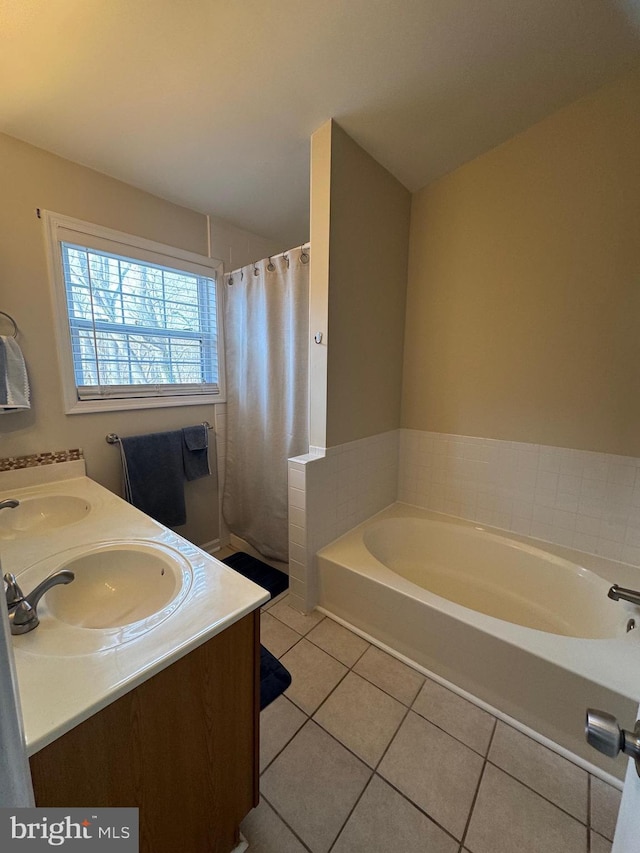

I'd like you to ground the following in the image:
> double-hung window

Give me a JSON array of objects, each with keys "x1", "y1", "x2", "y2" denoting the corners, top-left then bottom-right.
[{"x1": 44, "y1": 211, "x2": 224, "y2": 413}]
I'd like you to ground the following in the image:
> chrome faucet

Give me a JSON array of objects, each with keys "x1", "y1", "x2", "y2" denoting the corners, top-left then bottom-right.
[
  {"x1": 0, "y1": 499, "x2": 19, "y2": 510},
  {"x1": 4, "y1": 570, "x2": 75, "y2": 635},
  {"x1": 608, "y1": 584, "x2": 640, "y2": 607}
]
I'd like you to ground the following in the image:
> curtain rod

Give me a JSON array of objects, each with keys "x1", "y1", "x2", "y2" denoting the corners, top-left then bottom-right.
[{"x1": 226, "y1": 242, "x2": 310, "y2": 279}]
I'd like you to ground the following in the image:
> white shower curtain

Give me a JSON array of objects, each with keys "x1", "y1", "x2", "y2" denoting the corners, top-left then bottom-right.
[{"x1": 222, "y1": 246, "x2": 310, "y2": 561}]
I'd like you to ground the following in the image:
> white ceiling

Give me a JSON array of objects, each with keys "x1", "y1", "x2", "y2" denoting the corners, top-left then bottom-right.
[{"x1": 1, "y1": 1, "x2": 639, "y2": 249}]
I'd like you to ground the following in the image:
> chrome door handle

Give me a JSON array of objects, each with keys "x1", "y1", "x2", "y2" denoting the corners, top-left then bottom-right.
[{"x1": 586, "y1": 708, "x2": 640, "y2": 777}]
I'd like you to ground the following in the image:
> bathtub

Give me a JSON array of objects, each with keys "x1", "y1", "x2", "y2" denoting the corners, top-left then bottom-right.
[{"x1": 317, "y1": 503, "x2": 640, "y2": 778}]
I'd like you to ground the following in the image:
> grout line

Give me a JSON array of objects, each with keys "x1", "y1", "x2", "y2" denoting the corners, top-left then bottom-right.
[
  {"x1": 587, "y1": 774, "x2": 592, "y2": 852},
  {"x1": 408, "y1": 696, "x2": 495, "y2": 759},
  {"x1": 326, "y1": 774, "x2": 375, "y2": 853},
  {"x1": 303, "y1": 630, "x2": 372, "y2": 670},
  {"x1": 459, "y1": 717, "x2": 497, "y2": 849},
  {"x1": 258, "y1": 697, "x2": 306, "y2": 776},
  {"x1": 484, "y1": 756, "x2": 589, "y2": 827},
  {"x1": 371, "y1": 771, "x2": 463, "y2": 847},
  {"x1": 258, "y1": 791, "x2": 314, "y2": 853}
]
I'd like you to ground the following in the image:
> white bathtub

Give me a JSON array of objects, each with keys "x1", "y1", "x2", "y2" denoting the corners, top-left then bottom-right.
[{"x1": 317, "y1": 503, "x2": 640, "y2": 778}]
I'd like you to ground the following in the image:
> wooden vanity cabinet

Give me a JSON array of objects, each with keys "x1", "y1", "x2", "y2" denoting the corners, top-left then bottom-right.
[{"x1": 29, "y1": 610, "x2": 260, "y2": 853}]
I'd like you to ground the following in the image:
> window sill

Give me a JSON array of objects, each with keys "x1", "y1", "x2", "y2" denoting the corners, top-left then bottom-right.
[{"x1": 64, "y1": 393, "x2": 225, "y2": 415}]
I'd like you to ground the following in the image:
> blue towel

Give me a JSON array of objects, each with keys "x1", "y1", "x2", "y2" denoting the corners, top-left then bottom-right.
[
  {"x1": 182, "y1": 424, "x2": 211, "y2": 481},
  {"x1": 120, "y1": 431, "x2": 186, "y2": 527}
]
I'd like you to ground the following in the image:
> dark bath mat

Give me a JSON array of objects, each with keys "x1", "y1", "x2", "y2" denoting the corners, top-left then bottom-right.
[
  {"x1": 221, "y1": 551, "x2": 291, "y2": 709},
  {"x1": 259, "y1": 645, "x2": 292, "y2": 710},
  {"x1": 221, "y1": 551, "x2": 289, "y2": 600}
]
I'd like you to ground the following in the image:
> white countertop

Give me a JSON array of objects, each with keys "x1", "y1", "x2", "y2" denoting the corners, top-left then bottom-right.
[{"x1": 0, "y1": 462, "x2": 269, "y2": 755}]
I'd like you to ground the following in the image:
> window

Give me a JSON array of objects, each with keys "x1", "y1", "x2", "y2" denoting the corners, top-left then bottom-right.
[{"x1": 44, "y1": 211, "x2": 224, "y2": 413}]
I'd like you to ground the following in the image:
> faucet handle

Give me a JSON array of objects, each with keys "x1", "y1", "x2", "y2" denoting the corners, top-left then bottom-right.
[
  {"x1": 4, "y1": 573, "x2": 25, "y2": 609},
  {"x1": 9, "y1": 599, "x2": 38, "y2": 634}
]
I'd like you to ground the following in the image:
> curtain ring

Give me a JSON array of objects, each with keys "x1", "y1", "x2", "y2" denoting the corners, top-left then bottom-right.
[
  {"x1": 228, "y1": 275, "x2": 234, "y2": 286},
  {"x1": 300, "y1": 245, "x2": 309, "y2": 265},
  {"x1": 267, "y1": 257, "x2": 275, "y2": 272},
  {"x1": 283, "y1": 252, "x2": 289, "y2": 268},
  {"x1": 254, "y1": 263, "x2": 260, "y2": 276},
  {"x1": 241, "y1": 270, "x2": 244, "y2": 281},
  {"x1": 0, "y1": 311, "x2": 18, "y2": 338}
]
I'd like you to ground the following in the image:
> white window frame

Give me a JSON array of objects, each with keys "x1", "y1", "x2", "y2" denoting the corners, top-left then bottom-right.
[{"x1": 43, "y1": 211, "x2": 225, "y2": 414}]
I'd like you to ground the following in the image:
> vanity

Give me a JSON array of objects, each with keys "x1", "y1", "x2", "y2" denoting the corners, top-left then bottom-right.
[{"x1": 0, "y1": 460, "x2": 269, "y2": 853}]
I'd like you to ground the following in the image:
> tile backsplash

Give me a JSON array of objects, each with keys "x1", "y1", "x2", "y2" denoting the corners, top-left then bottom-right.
[
  {"x1": 0, "y1": 448, "x2": 83, "y2": 472},
  {"x1": 398, "y1": 430, "x2": 640, "y2": 566}
]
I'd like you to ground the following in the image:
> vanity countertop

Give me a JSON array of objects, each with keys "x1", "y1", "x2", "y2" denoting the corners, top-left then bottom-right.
[{"x1": 0, "y1": 461, "x2": 269, "y2": 755}]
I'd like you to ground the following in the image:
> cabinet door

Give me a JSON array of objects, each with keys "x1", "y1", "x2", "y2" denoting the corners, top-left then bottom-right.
[{"x1": 30, "y1": 611, "x2": 260, "y2": 853}]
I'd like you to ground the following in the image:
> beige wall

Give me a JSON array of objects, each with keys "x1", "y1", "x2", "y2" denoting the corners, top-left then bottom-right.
[
  {"x1": 0, "y1": 133, "x2": 219, "y2": 545},
  {"x1": 318, "y1": 121, "x2": 410, "y2": 447},
  {"x1": 402, "y1": 67, "x2": 640, "y2": 456}
]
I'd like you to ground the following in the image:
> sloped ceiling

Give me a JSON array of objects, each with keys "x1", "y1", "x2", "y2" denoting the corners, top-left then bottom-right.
[{"x1": 1, "y1": 0, "x2": 639, "y2": 248}]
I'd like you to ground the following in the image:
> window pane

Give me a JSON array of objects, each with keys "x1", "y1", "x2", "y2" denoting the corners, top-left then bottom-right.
[{"x1": 61, "y1": 242, "x2": 218, "y2": 395}]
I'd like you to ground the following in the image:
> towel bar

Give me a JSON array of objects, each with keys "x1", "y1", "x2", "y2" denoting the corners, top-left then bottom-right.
[
  {"x1": 106, "y1": 422, "x2": 214, "y2": 445},
  {"x1": 0, "y1": 311, "x2": 18, "y2": 339}
]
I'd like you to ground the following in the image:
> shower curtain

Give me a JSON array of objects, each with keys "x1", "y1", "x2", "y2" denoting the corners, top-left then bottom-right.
[{"x1": 222, "y1": 245, "x2": 310, "y2": 561}]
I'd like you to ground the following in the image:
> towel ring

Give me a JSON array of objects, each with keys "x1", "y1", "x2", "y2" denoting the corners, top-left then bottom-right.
[{"x1": 0, "y1": 311, "x2": 18, "y2": 338}]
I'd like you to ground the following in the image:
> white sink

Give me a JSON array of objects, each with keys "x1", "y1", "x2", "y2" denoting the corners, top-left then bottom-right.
[
  {"x1": 46, "y1": 542, "x2": 191, "y2": 629},
  {"x1": 0, "y1": 495, "x2": 91, "y2": 540},
  {"x1": 14, "y1": 540, "x2": 193, "y2": 654}
]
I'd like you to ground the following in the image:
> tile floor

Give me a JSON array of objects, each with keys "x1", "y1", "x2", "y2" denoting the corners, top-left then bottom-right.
[{"x1": 240, "y1": 593, "x2": 623, "y2": 853}]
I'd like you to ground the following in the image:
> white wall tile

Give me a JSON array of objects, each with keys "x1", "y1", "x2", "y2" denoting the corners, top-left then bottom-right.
[{"x1": 398, "y1": 428, "x2": 640, "y2": 568}]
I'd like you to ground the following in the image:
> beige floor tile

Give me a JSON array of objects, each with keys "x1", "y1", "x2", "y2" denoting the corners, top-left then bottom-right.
[
  {"x1": 353, "y1": 645, "x2": 424, "y2": 706},
  {"x1": 260, "y1": 695, "x2": 307, "y2": 773},
  {"x1": 261, "y1": 721, "x2": 371, "y2": 853},
  {"x1": 590, "y1": 777, "x2": 622, "y2": 841},
  {"x1": 269, "y1": 595, "x2": 325, "y2": 634},
  {"x1": 306, "y1": 618, "x2": 369, "y2": 667},
  {"x1": 465, "y1": 764, "x2": 587, "y2": 853},
  {"x1": 378, "y1": 710, "x2": 484, "y2": 839},
  {"x1": 412, "y1": 678, "x2": 495, "y2": 756},
  {"x1": 240, "y1": 796, "x2": 309, "y2": 853},
  {"x1": 313, "y1": 672, "x2": 406, "y2": 767},
  {"x1": 590, "y1": 830, "x2": 612, "y2": 853},
  {"x1": 261, "y1": 611, "x2": 302, "y2": 658},
  {"x1": 332, "y1": 774, "x2": 458, "y2": 853},
  {"x1": 213, "y1": 546, "x2": 237, "y2": 560},
  {"x1": 488, "y1": 721, "x2": 587, "y2": 822},
  {"x1": 280, "y1": 639, "x2": 347, "y2": 714}
]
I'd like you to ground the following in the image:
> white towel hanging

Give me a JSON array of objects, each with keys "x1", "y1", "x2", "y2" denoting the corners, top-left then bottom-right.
[{"x1": 0, "y1": 336, "x2": 30, "y2": 412}]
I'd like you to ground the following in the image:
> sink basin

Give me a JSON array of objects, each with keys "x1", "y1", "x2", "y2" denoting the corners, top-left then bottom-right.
[
  {"x1": 0, "y1": 495, "x2": 91, "y2": 540},
  {"x1": 45, "y1": 542, "x2": 192, "y2": 630}
]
